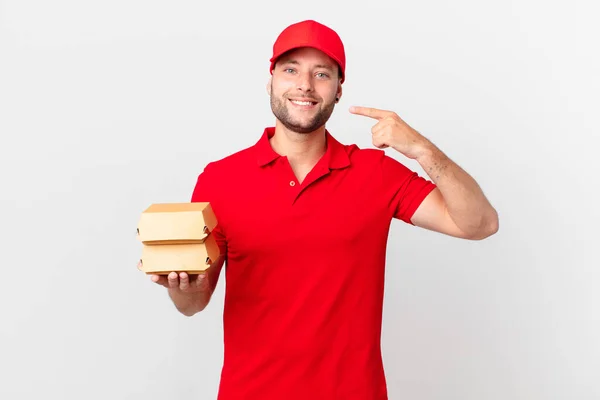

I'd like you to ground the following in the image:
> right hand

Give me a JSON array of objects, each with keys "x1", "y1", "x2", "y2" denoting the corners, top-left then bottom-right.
[{"x1": 137, "y1": 261, "x2": 210, "y2": 294}]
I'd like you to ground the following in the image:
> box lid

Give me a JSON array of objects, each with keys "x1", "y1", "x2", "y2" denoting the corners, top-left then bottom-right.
[
  {"x1": 137, "y1": 202, "x2": 218, "y2": 244},
  {"x1": 139, "y1": 234, "x2": 221, "y2": 274}
]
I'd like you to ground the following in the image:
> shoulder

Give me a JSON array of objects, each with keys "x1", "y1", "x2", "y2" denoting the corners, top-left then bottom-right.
[
  {"x1": 340, "y1": 141, "x2": 425, "y2": 192},
  {"x1": 199, "y1": 144, "x2": 256, "y2": 178},
  {"x1": 343, "y1": 142, "x2": 408, "y2": 171},
  {"x1": 349, "y1": 146, "x2": 385, "y2": 162},
  {"x1": 190, "y1": 141, "x2": 257, "y2": 200}
]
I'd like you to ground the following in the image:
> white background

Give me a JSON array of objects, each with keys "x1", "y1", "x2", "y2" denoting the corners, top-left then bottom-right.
[{"x1": 0, "y1": 0, "x2": 598, "y2": 399}]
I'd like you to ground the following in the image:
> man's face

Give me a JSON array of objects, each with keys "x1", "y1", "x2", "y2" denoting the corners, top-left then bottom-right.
[{"x1": 269, "y1": 47, "x2": 342, "y2": 134}]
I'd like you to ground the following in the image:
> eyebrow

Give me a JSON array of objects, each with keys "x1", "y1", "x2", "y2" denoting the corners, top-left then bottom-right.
[{"x1": 279, "y1": 59, "x2": 334, "y2": 71}]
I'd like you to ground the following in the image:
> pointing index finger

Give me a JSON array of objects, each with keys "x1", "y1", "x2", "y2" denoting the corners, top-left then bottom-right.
[{"x1": 349, "y1": 106, "x2": 392, "y2": 120}]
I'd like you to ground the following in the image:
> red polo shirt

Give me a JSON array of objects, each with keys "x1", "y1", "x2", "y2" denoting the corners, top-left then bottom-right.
[{"x1": 191, "y1": 127, "x2": 436, "y2": 400}]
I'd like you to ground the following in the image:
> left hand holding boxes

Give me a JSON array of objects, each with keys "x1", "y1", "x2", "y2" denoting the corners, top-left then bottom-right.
[{"x1": 136, "y1": 202, "x2": 220, "y2": 275}]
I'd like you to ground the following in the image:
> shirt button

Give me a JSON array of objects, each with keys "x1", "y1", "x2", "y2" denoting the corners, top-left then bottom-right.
[{"x1": 289, "y1": 181, "x2": 296, "y2": 186}]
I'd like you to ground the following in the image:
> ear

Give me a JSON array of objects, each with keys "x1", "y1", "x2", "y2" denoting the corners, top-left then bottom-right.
[
  {"x1": 335, "y1": 83, "x2": 343, "y2": 103},
  {"x1": 266, "y1": 77, "x2": 272, "y2": 96}
]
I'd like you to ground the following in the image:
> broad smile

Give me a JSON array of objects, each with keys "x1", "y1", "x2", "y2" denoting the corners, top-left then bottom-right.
[{"x1": 288, "y1": 98, "x2": 318, "y2": 109}]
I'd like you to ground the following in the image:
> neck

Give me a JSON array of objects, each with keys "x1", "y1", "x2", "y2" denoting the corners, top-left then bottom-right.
[{"x1": 270, "y1": 120, "x2": 327, "y2": 167}]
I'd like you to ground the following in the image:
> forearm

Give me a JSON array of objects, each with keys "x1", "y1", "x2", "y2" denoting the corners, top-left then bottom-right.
[{"x1": 417, "y1": 141, "x2": 498, "y2": 237}]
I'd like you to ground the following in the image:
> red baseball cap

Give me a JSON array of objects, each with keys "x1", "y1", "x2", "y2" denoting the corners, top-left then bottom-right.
[{"x1": 269, "y1": 20, "x2": 346, "y2": 83}]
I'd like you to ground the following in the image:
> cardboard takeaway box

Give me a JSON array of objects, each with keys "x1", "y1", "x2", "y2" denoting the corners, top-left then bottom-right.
[{"x1": 137, "y1": 202, "x2": 220, "y2": 275}]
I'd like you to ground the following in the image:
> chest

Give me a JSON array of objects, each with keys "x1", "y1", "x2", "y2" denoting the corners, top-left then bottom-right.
[{"x1": 217, "y1": 167, "x2": 391, "y2": 262}]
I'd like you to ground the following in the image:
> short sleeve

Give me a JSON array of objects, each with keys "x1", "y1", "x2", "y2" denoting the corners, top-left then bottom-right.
[
  {"x1": 191, "y1": 163, "x2": 228, "y2": 261},
  {"x1": 381, "y1": 154, "x2": 437, "y2": 225}
]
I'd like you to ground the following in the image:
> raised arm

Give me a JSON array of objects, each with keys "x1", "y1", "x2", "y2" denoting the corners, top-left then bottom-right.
[
  {"x1": 350, "y1": 105, "x2": 498, "y2": 240},
  {"x1": 409, "y1": 148, "x2": 498, "y2": 240}
]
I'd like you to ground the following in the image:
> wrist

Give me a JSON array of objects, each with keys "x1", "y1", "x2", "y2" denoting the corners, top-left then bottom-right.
[{"x1": 414, "y1": 140, "x2": 436, "y2": 163}]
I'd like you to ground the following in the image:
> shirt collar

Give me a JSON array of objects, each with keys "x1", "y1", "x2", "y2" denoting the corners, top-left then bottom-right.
[{"x1": 254, "y1": 127, "x2": 350, "y2": 169}]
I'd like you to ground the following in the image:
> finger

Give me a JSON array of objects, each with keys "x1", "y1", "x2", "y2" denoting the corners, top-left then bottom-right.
[
  {"x1": 167, "y1": 271, "x2": 179, "y2": 288},
  {"x1": 371, "y1": 119, "x2": 394, "y2": 135},
  {"x1": 372, "y1": 122, "x2": 393, "y2": 147},
  {"x1": 372, "y1": 134, "x2": 389, "y2": 149},
  {"x1": 150, "y1": 274, "x2": 169, "y2": 288},
  {"x1": 349, "y1": 106, "x2": 393, "y2": 120},
  {"x1": 179, "y1": 272, "x2": 190, "y2": 290},
  {"x1": 195, "y1": 273, "x2": 207, "y2": 288},
  {"x1": 371, "y1": 125, "x2": 391, "y2": 148}
]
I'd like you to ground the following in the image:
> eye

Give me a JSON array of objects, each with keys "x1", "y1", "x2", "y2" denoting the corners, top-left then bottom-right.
[
  {"x1": 316, "y1": 72, "x2": 330, "y2": 79},
  {"x1": 284, "y1": 68, "x2": 296, "y2": 73}
]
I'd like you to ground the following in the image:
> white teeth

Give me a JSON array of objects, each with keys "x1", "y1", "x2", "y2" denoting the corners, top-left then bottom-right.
[{"x1": 291, "y1": 100, "x2": 313, "y2": 106}]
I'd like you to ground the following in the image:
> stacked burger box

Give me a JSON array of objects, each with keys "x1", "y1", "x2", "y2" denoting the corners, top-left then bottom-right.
[{"x1": 137, "y1": 202, "x2": 220, "y2": 275}]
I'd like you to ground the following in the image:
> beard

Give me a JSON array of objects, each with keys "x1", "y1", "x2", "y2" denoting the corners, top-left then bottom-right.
[{"x1": 270, "y1": 86, "x2": 336, "y2": 134}]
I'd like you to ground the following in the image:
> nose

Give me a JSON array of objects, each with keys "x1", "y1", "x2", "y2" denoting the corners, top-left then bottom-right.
[{"x1": 296, "y1": 72, "x2": 314, "y2": 92}]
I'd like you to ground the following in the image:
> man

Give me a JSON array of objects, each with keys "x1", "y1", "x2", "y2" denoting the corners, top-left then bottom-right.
[{"x1": 146, "y1": 20, "x2": 498, "y2": 400}]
